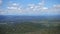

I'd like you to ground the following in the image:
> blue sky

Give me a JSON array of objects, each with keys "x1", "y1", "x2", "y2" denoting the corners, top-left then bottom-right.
[
  {"x1": 0, "y1": 0, "x2": 60, "y2": 15},
  {"x1": 1, "y1": 0, "x2": 60, "y2": 7}
]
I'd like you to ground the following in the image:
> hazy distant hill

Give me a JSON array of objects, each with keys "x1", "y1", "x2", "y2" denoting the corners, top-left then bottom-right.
[{"x1": 0, "y1": 15, "x2": 60, "y2": 23}]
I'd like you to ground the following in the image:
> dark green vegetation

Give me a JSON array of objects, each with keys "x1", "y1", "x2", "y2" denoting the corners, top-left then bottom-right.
[
  {"x1": 0, "y1": 21, "x2": 60, "y2": 34},
  {"x1": 0, "y1": 15, "x2": 60, "y2": 34}
]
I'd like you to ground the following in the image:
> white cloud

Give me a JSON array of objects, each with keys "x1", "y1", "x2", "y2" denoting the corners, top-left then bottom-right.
[
  {"x1": 12, "y1": 3, "x2": 18, "y2": 6},
  {"x1": 23, "y1": 3, "x2": 49, "y2": 15},
  {"x1": 45, "y1": 4, "x2": 60, "y2": 15},
  {"x1": 7, "y1": 7, "x2": 18, "y2": 9},
  {"x1": 53, "y1": 4, "x2": 60, "y2": 7},
  {"x1": 42, "y1": 7, "x2": 48, "y2": 9},
  {"x1": 0, "y1": 1, "x2": 60, "y2": 15},
  {"x1": 0, "y1": 0, "x2": 2, "y2": 5},
  {"x1": 1, "y1": 3, "x2": 23, "y2": 15}
]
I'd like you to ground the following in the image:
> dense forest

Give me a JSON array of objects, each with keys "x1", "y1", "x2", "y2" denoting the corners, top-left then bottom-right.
[
  {"x1": 0, "y1": 21, "x2": 60, "y2": 34},
  {"x1": 0, "y1": 15, "x2": 60, "y2": 34}
]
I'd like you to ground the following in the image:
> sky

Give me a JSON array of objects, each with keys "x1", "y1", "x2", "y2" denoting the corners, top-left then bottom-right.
[{"x1": 0, "y1": 0, "x2": 60, "y2": 16}]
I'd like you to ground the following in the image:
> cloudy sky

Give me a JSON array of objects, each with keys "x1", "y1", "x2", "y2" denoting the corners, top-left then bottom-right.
[{"x1": 0, "y1": 0, "x2": 60, "y2": 16}]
